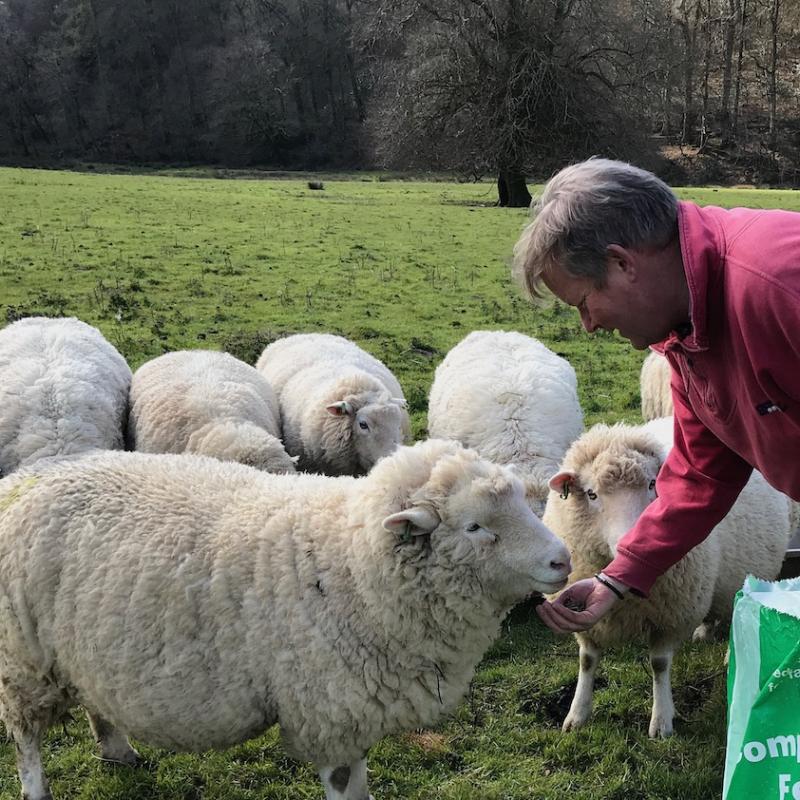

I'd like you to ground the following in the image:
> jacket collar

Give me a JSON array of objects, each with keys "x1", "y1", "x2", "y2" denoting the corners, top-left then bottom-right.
[{"x1": 655, "y1": 201, "x2": 724, "y2": 354}]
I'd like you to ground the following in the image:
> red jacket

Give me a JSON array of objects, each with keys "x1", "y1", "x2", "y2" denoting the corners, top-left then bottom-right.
[{"x1": 604, "y1": 200, "x2": 800, "y2": 596}]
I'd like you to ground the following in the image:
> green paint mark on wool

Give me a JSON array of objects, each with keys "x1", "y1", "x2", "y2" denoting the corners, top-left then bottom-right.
[{"x1": 0, "y1": 476, "x2": 39, "y2": 512}]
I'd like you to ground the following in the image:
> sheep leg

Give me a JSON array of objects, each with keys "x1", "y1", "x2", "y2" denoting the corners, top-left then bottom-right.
[
  {"x1": 319, "y1": 756, "x2": 374, "y2": 800},
  {"x1": 562, "y1": 635, "x2": 602, "y2": 732},
  {"x1": 691, "y1": 621, "x2": 712, "y2": 642},
  {"x1": 648, "y1": 635, "x2": 677, "y2": 739},
  {"x1": 12, "y1": 727, "x2": 52, "y2": 800},
  {"x1": 85, "y1": 710, "x2": 141, "y2": 766}
]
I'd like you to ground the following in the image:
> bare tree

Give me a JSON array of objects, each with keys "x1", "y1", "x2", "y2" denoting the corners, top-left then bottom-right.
[{"x1": 363, "y1": 0, "x2": 661, "y2": 206}]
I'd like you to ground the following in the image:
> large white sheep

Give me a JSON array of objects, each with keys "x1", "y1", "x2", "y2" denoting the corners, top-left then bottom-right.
[
  {"x1": 427, "y1": 330, "x2": 583, "y2": 515},
  {"x1": 542, "y1": 418, "x2": 793, "y2": 738},
  {"x1": 0, "y1": 439, "x2": 570, "y2": 800},
  {"x1": 256, "y1": 333, "x2": 411, "y2": 475},
  {"x1": 639, "y1": 350, "x2": 673, "y2": 421},
  {"x1": 0, "y1": 316, "x2": 131, "y2": 474},
  {"x1": 128, "y1": 349, "x2": 296, "y2": 473}
]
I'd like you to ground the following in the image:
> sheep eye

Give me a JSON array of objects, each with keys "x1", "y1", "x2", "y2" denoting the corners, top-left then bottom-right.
[
  {"x1": 466, "y1": 523, "x2": 481, "y2": 532},
  {"x1": 586, "y1": 489, "x2": 598, "y2": 500},
  {"x1": 358, "y1": 420, "x2": 369, "y2": 430},
  {"x1": 649, "y1": 479, "x2": 657, "y2": 492}
]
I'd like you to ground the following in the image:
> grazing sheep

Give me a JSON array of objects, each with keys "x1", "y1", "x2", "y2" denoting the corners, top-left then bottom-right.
[
  {"x1": 543, "y1": 419, "x2": 792, "y2": 738},
  {"x1": 640, "y1": 350, "x2": 673, "y2": 421},
  {"x1": 427, "y1": 330, "x2": 583, "y2": 515},
  {"x1": 0, "y1": 439, "x2": 571, "y2": 800},
  {"x1": 128, "y1": 349, "x2": 296, "y2": 473},
  {"x1": 257, "y1": 333, "x2": 411, "y2": 475},
  {"x1": 0, "y1": 316, "x2": 131, "y2": 474}
]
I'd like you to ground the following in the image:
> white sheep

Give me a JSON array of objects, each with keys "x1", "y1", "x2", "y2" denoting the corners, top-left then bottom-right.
[
  {"x1": 640, "y1": 350, "x2": 673, "y2": 421},
  {"x1": 542, "y1": 419, "x2": 792, "y2": 738},
  {"x1": 427, "y1": 330, "x2": 583, "y2": 515},
  {"x1": 0, "y1": 439, "x2": 571, "y2": 800},
  {"x1": 128, "y1": 349, "x2": 296, "y2": 473},
  {"x1": 256, "y1": 333, "x2": 411, "y2": 475},
  {"x1": 0, "y1": 316, "x2": 131, "y2": 474}
]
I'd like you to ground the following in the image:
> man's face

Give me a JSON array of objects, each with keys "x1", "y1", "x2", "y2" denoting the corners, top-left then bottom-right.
[{"x1": 540, "y1": 256, "x2": 671, "y2": 350}]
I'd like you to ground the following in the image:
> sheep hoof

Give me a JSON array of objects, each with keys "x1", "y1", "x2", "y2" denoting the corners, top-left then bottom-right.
[
  {"x1": 94, "y1": 747, "x2": 142, "y2": 767},
  {"x1": 648, "y1": 718, "x2": 674, "y2": 739},
  {"x1": 692, "y1": 622, "x2": 711, "y2": 642},
  {"x1": 561, "y1": 713, "x2": 588, "y2": 733}
]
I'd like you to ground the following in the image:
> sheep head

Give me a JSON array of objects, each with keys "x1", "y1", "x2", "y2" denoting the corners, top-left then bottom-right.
[
  {"x1": 375, "y1": 440, "x2": 571, "y2": 610},
  {"x1": 544, "y1": 424, "x2": 664, "y2": 559}
]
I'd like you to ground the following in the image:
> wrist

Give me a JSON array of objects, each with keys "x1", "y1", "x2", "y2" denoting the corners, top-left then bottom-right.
[{"x1": 595, "y1": 572, "x2": 629, "y2": 600}]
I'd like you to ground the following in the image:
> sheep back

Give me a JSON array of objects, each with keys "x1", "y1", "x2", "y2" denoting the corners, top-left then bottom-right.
[
  {"x1": 128, "y1": 350, "x2": 294, "y2": 473},
  {"x1": 0, "y1": 316, "x2": 131, "y2": 474},
  {"x1": 428, "y1": 330, "x2": 583, "y2": 499}
]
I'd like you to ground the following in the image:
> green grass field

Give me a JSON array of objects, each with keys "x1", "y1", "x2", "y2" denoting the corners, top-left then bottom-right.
[{"x1": 1, "y1": 167, "x2": 798, "y2": 799}]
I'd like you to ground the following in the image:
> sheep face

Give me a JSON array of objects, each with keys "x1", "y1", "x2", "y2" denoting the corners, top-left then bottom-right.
[
  {"x1": 548, "y1": 432, "x2": 662, "y2": 555},
  {"x1": 327, "y1": 395, "x2": 407, "y2": 471},
  {"x1": 383, "y1": 456, "x2": 571, "y2": 609}
]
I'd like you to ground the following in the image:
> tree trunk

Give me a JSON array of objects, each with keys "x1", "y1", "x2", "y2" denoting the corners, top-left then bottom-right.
[
  {"x1": 732, "y1": 0, "x2": 747, "y2": 140},
  {"x1": 497, "y1": 171, "x2": 531, "y2": 208},
  {"x1": 720, "y1": 0, "x2": 738, "y2": 144},
  {"x1": 767, "y1": 0, "x2": 781, "y2": 151}
]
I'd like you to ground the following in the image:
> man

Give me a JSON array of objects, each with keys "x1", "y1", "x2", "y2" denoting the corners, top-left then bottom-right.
[{"x1": 512, "y1": 157, "x2": 800, "y2": 634}]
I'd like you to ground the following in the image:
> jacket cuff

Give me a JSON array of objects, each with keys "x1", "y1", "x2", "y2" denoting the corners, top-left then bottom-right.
[{"x1": 603, "y1": 549, "x2": 663, "y2": 598}]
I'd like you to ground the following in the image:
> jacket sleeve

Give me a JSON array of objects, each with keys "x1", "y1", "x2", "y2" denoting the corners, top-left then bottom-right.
[{"x1": 603, "y1": 361, "x2": 753, "y2": 597}]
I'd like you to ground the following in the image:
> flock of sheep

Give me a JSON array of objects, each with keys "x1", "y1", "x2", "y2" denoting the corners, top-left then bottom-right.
[{"x1": 0, "y1": 316, "x2": 794, "y2": 800}]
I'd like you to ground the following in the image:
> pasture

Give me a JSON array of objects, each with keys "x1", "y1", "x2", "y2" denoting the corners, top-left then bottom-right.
[{"x1": 0, "y1": 166, "x2": 797, "y2": 799}]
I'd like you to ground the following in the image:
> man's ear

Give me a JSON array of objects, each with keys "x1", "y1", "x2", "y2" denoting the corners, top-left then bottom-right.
[
  {"x1": 549, "y1": 471, "x2": 578, "y2": 499},
  {"x1": 382, "y1": 506, "x2": 440, "y2": 538},
  {"x1": 606, "y1": 243, "x2": 637, "y2": 280}
]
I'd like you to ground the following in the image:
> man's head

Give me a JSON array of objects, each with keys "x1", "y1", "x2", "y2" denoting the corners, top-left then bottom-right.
[{"x1": 513, "y1": 158, "x2": 689, "y2": 349}]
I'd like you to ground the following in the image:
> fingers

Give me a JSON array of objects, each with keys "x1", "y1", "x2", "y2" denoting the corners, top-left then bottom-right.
[
  {"x1": 536, "y1": 579, "x2": 621, "y2": 634},
  {"x1": 536, "y1": 599, "x2": 596, "y2": 634}
]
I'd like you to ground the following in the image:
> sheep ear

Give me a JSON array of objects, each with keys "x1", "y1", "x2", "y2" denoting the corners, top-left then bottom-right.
[
  {"x1": 549, "y1": 471, "x2": 578, "y2": 498},
  {"x1": 382, "y1": 506, "x2": 440, "y2": 538},
  {"x1": 326, "y1": 401, "x2": 353, "y2": 417}
]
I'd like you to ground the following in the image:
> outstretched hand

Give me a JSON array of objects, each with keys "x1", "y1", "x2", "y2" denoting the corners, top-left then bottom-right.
[{"x1": 536, "y1": 577, "x2": 620, "y2": 634}]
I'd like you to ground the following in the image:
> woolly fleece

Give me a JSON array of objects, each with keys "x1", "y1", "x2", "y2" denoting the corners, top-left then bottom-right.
[
  {"x1": 0, "y1": 316, "x2": 131, "y2": 474},
  {"x1": 428, "y1": 330, "x2": 583, "y2": 513},
  {"x1": 0, "y1": 440, "x2": 570, "y2": 797},
  {"x1": 257, "y1": 333, "x2": 410, "y2": 475},
  {"x1": 128, "y1": 349, "x2": 295, "y2": 473}
]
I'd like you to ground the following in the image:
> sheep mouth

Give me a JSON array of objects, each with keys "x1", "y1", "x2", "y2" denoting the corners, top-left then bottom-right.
[{"x1": 533, "y1": 577, "x2": 569, "y2": 594}]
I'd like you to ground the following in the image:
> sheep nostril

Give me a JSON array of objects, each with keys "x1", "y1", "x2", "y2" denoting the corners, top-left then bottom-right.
[{"x1": 550, "y1": 558, "x2": 571, "y2": 573}]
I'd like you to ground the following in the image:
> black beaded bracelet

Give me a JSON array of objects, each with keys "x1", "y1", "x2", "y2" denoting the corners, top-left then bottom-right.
[{"x1": 594, "y1": 573, "x2": 625, "y2": 600}]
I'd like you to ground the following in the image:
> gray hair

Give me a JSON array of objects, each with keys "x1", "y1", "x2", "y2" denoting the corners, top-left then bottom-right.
[{"x1": 512, "y1": 158, "x2": 679, "y2": 299}]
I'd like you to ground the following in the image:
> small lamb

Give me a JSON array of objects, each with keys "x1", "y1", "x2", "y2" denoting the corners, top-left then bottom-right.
[
  {"x1": 428, "y1": 330, "x2": 583, "y2": 515},
  {"x1": 640, "y1": 350, "x2": 673, "y2": 421},
  {"x1": 0, "y1": 316, "x2": 131, "y2": 474},
  {"x1": 257, "y1": 333, "x2": 410, "y2": 475},
  {"x1": 543, "y1": 419, "x2": 792, "y2": 738},
  {"x1": 0, "y1": 439, "x2": 571, "y2": 800},
  {"x1": 128, "y1": 349, "x2": 296, "y2": 473}
]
